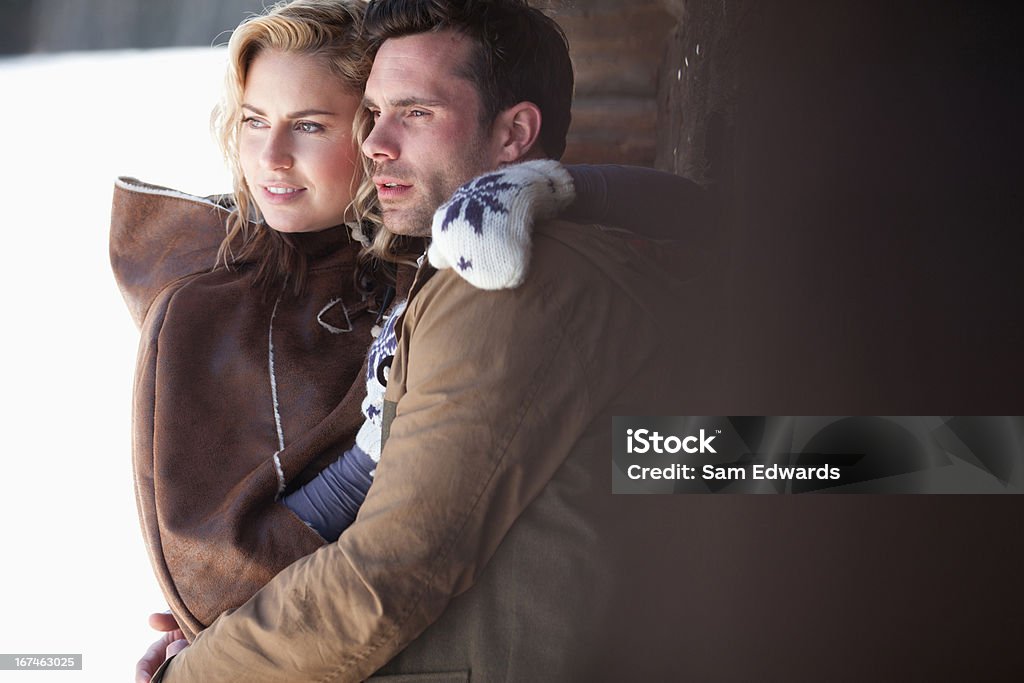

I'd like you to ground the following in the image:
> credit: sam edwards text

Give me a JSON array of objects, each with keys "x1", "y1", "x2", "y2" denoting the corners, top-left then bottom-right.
[{"x1": 625, "y1": 463, "x2": 842, "y2": 481}]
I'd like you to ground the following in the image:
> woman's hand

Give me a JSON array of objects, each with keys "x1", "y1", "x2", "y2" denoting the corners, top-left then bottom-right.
[{"x1": 135, "y1": 611, "x2": 189, "y2": 683}]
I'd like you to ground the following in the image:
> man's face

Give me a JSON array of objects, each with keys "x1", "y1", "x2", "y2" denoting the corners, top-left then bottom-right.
[{"x1": 361, "y1": 30, "x2": 502, "y2": 237}]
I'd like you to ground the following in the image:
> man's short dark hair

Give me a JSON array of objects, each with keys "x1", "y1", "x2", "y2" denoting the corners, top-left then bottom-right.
[{"x1": 364, "y1": 0, "x2": 573, "y2": 159}]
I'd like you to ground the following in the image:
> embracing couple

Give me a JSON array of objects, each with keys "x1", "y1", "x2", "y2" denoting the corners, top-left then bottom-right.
[{"x1": 114, "y1": 1, "x2": 707, "y2": 681}]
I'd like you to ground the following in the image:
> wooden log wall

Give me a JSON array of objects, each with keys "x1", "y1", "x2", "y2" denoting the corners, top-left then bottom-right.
[{"x1": 556, "y1": 0, "x2": 676, "y2": 166}]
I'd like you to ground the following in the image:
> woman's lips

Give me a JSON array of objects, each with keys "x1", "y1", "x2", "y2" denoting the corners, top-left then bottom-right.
[{"x1": 260, "y1": 185, "x2": 306, "y2": 204}]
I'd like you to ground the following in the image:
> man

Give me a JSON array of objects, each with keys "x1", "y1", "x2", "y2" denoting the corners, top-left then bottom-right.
[{"x1": 144, "y1": 1, "x2": 688, "y2": 680}]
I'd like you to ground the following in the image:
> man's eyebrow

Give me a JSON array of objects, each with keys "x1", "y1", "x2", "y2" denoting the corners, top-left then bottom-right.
[
  {"x1": 241, "y1": 104, "x2": 338, "y2": 118},
  {"x1": 361, "y1": 96, "x2": 446, "y2": 109}
]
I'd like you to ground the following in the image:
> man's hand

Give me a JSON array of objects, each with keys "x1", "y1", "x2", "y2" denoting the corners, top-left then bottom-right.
[
  {"x1": 427, "y1": 159, "x2": 575, "y2": 290},
  {"x1": 135, "y1": 611, "x2": 189, "y2": 683}
]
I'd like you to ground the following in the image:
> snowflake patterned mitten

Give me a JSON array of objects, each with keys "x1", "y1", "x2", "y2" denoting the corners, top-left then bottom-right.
[{"x1": 427, "y1": 159, "x2": 576, "y2": 290}]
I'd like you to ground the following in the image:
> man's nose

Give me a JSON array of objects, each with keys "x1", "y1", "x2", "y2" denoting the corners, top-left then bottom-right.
[{"x1": 362, "y1": 116, "x2": 399, "y2": 161}]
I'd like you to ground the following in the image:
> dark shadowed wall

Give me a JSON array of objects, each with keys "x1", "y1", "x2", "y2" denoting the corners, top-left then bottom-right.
[
  {"x1": 658, "y1": 0, "x2": 1023, "y2": 414},
  {"x1": 631, "y1": 1, "x2": 1024, "y2": 680}
]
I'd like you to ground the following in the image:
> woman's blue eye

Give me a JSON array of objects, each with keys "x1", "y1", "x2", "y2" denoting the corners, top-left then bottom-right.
[
  {"x1": 297, "y1": 121, "x2": 324, "y2": 133},
  {"x1": 242, "y1": 116, "x2": 267, "y2": 129}
]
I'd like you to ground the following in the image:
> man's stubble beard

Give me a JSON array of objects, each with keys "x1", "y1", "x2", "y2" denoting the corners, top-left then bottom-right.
[
  {"x1": 376, "y1": 133, "x2": 491, "y2": 238},
  {"x1": 378, "y1": 170, "x2": 451, "y2": 238}
]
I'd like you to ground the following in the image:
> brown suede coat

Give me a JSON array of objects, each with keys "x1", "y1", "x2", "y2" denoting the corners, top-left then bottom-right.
[{"x1": 110, "y1": 178, "x2": 394, "y2": 640}]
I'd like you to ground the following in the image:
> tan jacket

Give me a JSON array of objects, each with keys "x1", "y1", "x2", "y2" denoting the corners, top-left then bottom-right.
[{"x1": 158, "y1": 220, "x2": 688, "y2": 681}]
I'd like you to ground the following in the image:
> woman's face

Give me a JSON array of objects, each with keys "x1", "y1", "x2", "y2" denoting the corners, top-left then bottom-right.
[{"x1": 239, "y1": 49, "x2": 361, "y2": 233}]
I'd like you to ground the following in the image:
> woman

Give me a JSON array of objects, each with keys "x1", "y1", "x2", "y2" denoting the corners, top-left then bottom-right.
[
  {"x1": 116, "y1": 0, "x2": 712, "y2": 676},
  {"x1": 113, "y1": 1, "x2": 384, "y2": 647}
]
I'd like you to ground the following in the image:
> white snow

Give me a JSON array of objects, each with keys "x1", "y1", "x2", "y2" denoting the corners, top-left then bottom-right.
[{"x1": 0, "y1": 47, "x2": 232, "y2": 681}]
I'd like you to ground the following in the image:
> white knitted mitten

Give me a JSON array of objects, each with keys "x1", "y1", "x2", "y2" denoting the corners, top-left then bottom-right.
[{"x1": 427, "y1": 159, "x2": 575, "y2": 290}]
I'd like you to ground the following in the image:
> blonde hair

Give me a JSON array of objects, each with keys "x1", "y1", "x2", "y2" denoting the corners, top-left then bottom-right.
[{"x1": 212, "y1": 0, "x2": 373, "y2": 294}]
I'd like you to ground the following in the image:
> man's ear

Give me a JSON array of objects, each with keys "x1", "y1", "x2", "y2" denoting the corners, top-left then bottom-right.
[{"x1": 493, "y1": 101, "x2": 543, "y2": 163}]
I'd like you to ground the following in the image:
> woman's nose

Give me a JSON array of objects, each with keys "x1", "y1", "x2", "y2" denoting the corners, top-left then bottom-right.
[{"x1": 260, "y1": 129, "x2": 293, "y2": 171}]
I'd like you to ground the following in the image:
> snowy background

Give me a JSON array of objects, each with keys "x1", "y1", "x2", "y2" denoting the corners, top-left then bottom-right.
[{"x1": 0, "y1": 47, "x2": 232, "y2": 680}]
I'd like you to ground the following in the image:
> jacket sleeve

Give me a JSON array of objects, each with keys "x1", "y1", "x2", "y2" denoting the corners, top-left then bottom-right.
[
  {"x1": 109, "y1": 177, "x2": 231, "y2": 328},
  {"x1": 564, "y1": 163, "x2": 716, "y2": 243},
  {"x1": 155, "y1": 228, "x2": 654, "y2": 682}
]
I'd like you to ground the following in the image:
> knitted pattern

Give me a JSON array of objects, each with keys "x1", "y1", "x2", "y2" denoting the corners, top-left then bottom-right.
[
  {"x1": 427, "y1": 159, "x2": 576, "y2": 290},
  {"x1": 355, "y1": 298, "x2": 407, "y2": 466}
]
